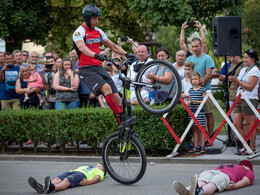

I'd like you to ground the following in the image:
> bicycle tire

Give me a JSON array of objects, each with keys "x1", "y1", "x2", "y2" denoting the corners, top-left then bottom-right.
[
  {"x1": 102, "y1": 132, "x2": 147, "y2": 185},
  {"x1": 135, "y1": 60, "x2": 182, "y2": 115}
]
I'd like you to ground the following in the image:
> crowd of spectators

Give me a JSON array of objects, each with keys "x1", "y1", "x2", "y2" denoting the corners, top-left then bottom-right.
[{"x1": 0, "y1": 20, "x2": 259, "y2": 155}]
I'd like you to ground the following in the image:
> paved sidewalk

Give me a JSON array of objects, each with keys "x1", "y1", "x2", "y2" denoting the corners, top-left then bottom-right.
[{"x1": 1, "y1": 135, "x2": 260, "y2": 165}]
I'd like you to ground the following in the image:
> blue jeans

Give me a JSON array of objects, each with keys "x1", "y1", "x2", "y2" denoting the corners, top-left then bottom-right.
[{"x1": 55, "y1": 101, "x2": 80, "y2": 110}]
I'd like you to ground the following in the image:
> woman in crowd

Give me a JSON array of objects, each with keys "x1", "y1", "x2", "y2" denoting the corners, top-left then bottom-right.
[
  {"x1": 15, "y1": 66, "x2": 40, "y2": 109},
  {"x1": 53, "y1": 58, "x2": 80, "y2": 110},
  {"x1": 55, "y1": 57, "x2": 63, "y2": 70},
  {"x1": 229, "y1": 49, "x2": 260, "y2": 154},
  {"x1": 15, "y1": 66, "x2": 41, "y2": 145}
]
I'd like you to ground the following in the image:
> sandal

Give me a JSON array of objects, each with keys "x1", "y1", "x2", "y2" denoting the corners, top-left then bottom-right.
[
  {"x1": 235, "y1": 148, "x2": 246, "y2": 155},
  {"x1": 189, "y1": 147, "x2": 199, "y2": 153},
  {"x1": 200, "y1": 147, "x2": 206, "y2": 154}
]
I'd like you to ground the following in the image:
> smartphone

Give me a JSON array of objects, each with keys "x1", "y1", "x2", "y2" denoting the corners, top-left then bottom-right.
[
  {"x1": 187, "y1": 21, "x2": 196, "y2": 26},
  {"x1": 120, "y1": 37, "x2": 128, "y2": 42},
  {"x1": 7, "y1": 65, "x2": 14, "y2": 69},
  {"x1": 45, "y1": 64, "x2": 53, "y2": 73}
]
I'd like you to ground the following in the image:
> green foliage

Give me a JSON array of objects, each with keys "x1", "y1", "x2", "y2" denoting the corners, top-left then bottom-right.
[
  {"x1": 0, "y1": 0, "x2": 52, "y2": 48},
  {"x1": 129, "y1": 0, "x2": 242, "y2": 31},
  {"x1": 0, "y1": 105, "x2": 190, "y2": 155},
  {"x1": 242, "y1": 0, "x2": 260, "y2": 53}
]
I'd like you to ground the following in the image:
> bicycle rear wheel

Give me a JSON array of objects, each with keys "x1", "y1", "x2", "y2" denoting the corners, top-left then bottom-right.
[
  {"x1": 135, "y1": 60, "x2": 182, "y2": 115},
  {"x1": 102, "y1": 132, "x2": 147, "y2": 185}
]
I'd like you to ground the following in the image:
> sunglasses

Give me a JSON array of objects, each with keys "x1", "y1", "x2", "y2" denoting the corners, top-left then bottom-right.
[
  {"x1": 22, "y1": 54, "x2": 28, "y2": 57},
  {"x1": 248, "y1": 49, "x2": 255, "y2": 54}
]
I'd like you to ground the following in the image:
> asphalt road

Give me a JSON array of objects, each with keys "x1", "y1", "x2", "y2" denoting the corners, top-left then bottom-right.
[{"x1": 0, "y1": 160, "x2": 259, "y2": 195}]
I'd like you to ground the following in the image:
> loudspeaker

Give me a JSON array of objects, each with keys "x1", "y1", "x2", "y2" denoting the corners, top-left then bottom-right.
[{"x1": 213, "y1": 16, "x2": 241, "y2": 56}]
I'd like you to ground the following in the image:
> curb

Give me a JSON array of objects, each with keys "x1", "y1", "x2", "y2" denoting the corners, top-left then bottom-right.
[{"x1": 1, "y1": 154, "x2": 260, "y2": 165}]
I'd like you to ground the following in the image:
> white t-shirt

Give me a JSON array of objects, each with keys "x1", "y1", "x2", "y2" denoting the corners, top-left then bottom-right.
[
  {"x1": 236, "y1": 65, "x2": 260, "y2": 99},
  {"x1": 130, "y1": 89, "x2": 149, "y2": 102},
  {"x1": 182, "y1": 77, "x2": 193, "y2": 104},
  {"x1": 112, "y1": 73, "x2": 125, "y2": 94},
  {"x1": 127, "y1": 58, "x2": 153, "y2": 93},
  {"x1": 173, "y1": 62, "x2": 185, "y2": 80}
]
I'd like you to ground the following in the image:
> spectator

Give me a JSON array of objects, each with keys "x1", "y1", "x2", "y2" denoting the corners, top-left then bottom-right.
[
  {"x1": 127, "y1": 45, "x2": 153, "y2": 95},
  {"x1": 27, "y1": 51, "x2": 43, "y2": 75},
  {"x1": 15, "y1": 66, "x2": 40, "y2": 109},
  {"x1": 173, "y1": 50, "x2": 186, "y2": 81},
  {"x1": 0, "y1": 52, "x2": 5, "y2": 66},
  {"x1": 45, "y1": 51, "x2": 53, "y2": 58},
  {"x1": 219, "y1": 56, "x2": 245, "y2": 119},
  {"x1": 188, "y1": 72, "x2": 206, "y2": 154},
  {"x1": 111, "y1": 58, "x2": 125, "y2": 95},
  {"x1": 219, "y1": 56, "x2": 231, "y2": 77},
  {"x1": 28, "y1": 163, "x2": 106, "y2": 194},
  {"x1": 70, "y1": 49, "x2": 78, "y2": 69},
  {"x1": 185, "y1": 37, "x2": 215, "y2": 137},
  {"x1": 74, "y1": 60, "x2": 98, "y2": 108},
  {"x1": 24, "y1": 64, "x2": 44, "y2": 106},
  {"x1": 43, "y1": 57, "x2": 57, "y2": 109},
  {"x1": 22, "y1": 50, "x2": 29, "y2": 64},
  {"x1": 0, "y1": 52, "x2": 5, "y2": 110},
  {"x1": 55, "y1": 57, "x2": 63, "y2": 70},
  {"x1": 53, "y1": 58, "x2": 80, "y2": 110},
  {"x1": 52, "y1": 51, "x2": 60, "y2": 60},
  {"x1": 146, "y1": 47, "x2": 175, "y2": 104},
  {"x1": 229, "y1": 49, "x2": 260, "y2": 154},
  {"x1": 181, "y1": 62, "x2": 195, "y2": 105},
  {"x1": 0, "y1": 52, "x2": 20, "y2": 110},
  {"x1": 13, "y1": 50, "x2": 23, "y2": 67},
  {"x1": 180, "y1": 21, "x2": 208, "y2": 57},
  {"x1": 173, "y1": 160, "x2": 254, "y2": 195}
]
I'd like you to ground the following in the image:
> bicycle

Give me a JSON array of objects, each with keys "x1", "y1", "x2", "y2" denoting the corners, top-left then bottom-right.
[{"x1": 102, "y1": 57, "x2": 182, "y2": 184}]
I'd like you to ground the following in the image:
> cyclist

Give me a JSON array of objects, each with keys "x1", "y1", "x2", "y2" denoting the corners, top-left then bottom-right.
[{"x1": 72, "y1": 4, "x2": 135, "y2": 126}]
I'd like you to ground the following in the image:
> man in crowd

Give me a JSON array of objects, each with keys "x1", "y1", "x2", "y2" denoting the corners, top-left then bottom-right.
[
  {"x1": 73, "y1": 4, "x2": 135, "y2": 126},
  {"x1": 173, "y1": 50, "x2": 186, "y2": 80},
  {"x1": 22, "y1": 50, "x2": 29, "y2": 64},
  {"x1": 13, "y1": 50, "x2": 23, "y2": 67},
  {"x1": 45, "y1": 51, "x2": 53, "y2": 58},
  {"x1": 185, "y1": 38, "x2": 215, "y2": 137},
  {"x1": 127, "y1": 45, "x2": 153, "y2": 91},
  {"x1": 0, "y1": 52, "x2": 20, "y2": 110},
  {"x1": 0, "y1": 51, "x2": 5, "y2": 110}
]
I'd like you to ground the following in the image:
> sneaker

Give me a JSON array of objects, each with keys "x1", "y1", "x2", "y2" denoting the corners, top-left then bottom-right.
[
  {"x1": 24, "y1": 96, "x2": 30, "y2": 103},
  {"x1": 44, "y1": 176, "x2": 55, "y2": 194},
  {"x1": 119, "y1": 113, "x2": 136, "y2": 126},
  {"x1": 28, "y1": 176, "x2": 43, "y2": 193},
  {"x1": 40, "y1": 100, "x2": 44, "y2": 106},
  {"x1": 173, "y1": 181, "x2": 189, "y2": 195},
  {"x1": 189, "y1": 174, "x2": 198, "y2": 195}
]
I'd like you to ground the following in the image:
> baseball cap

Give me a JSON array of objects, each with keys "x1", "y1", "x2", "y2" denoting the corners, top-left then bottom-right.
[{"x1": 239, "y1": 160, "x2": 253, "y2": 171}]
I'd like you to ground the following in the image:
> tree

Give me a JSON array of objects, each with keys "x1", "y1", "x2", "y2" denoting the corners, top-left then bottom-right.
[
  {"x1": 242, "y1": 0, "x2": 260, "y2": 53},
  {"x1": 0, "y1": 0, "x2": 52, "y2": 51},
  {"x1": 129, "y1": 0, "x2": 242, "y2": 31}
]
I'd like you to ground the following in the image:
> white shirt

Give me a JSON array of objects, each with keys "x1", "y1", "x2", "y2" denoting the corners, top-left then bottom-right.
[
  {"x1": 112, "y1": 73, "x2": 125, "y2": 94},
  {"x1": 236, "y1": 65, "x2": 260, "y2": 99},
  {"x1": 173, "y1": 62, "x2": 185, "y2": 80},
  {"x1": 182, "y1": 77, "x2": 193, "y2": 104},
  {"x1": 127, "y1": 58, "x2": 153, "y2": 93}
]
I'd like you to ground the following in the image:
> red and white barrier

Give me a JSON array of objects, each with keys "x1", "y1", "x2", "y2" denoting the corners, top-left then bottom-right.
[{"x1": 164, "y1": 90, "x2": 260, "y2": 159}]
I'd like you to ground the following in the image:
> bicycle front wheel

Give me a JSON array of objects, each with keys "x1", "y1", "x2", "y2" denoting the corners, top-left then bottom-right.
[
  {"x1": 135, "y1": 60, "x2": 182, "y2": 115},
  {"x1": 102, "y1": 132, "x2": 147, "y2": 185}
]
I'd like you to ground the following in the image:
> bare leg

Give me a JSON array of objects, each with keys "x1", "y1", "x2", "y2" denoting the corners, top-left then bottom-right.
[
  {"x1": 36, "y1": 92, "x2": 42, "y2": 102},
  {"x1": 200, "y1": 127, "x2": 206, "y2": 147},
  {"x1": 193, "y1": 126, "x2": 199, "y2": 148},
  {"x1": 205, "y1": 113, "x2": 214, "y2": 137},
  {"x1": 233, "y1": 113, "x2": 245, "y2": 138},
  {"x1": 99, "y1": 83, "x2": 121, "y2": 105},
  {"x1": 244, "y1": 115, "x2": 257, "y2": 151},
  {"x1": 53, "y1": 178, "x2": 71, "y2": 192},
  {"x1": 200, "y1": 182, "x2": 218, "y2": 195}
]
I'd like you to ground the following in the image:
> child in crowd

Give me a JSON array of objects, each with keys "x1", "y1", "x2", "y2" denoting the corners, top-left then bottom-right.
[
  {"x1": 24, "y1": 64, "x2": 44, "y2": 106},
  {"x1": 28, "y1": 163, "x2": 106, "y2": 194},
  {"x1": 188, "y1": 72, "x2": 207, "y2": 154},
  {"x1": 181, "y1": 62, "x2": 195, "y2": 104}
]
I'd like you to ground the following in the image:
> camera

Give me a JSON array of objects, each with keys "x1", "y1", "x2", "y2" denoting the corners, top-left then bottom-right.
[
  {"x1": 45, "y1": 64, "x2": 53, "y2": 73},
  {"x1": 187, "y1": 21, "x2": 196, "y2": 26},
  {"x1": 107, "y1": 62, "x2": 112, "y2": 67},
  {"x1": 48, "y1": 88, "x2": 56, "y2": 94},
  {"x1": 120, "y1": 37, "x2": 128, "y2": 42}
]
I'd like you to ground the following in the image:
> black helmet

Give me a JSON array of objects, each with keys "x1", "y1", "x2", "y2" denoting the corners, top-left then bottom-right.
[{"x1": 82, "y1": 4, "x2": 101, "y2": 28}]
